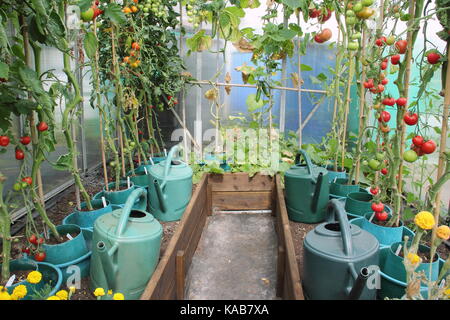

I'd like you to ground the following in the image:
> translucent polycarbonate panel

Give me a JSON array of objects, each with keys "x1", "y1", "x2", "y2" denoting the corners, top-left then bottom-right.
[{"x1": 81, "y1": 68, "x2": 102, "y2": 169}]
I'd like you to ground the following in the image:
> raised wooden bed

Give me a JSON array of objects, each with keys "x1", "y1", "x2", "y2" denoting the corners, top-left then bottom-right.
[{"x1": 140, "y1": 172, "x2": 303, "y2": 300}]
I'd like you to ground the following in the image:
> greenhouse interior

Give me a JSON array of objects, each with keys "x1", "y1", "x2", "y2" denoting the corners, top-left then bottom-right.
[{"x1": 0, "y1": 0, "x2": 449, "y2": 303}]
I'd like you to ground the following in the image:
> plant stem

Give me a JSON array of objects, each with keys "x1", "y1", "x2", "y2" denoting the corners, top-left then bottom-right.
[
  {"x1": 0, "y1": 173, "x2": 11, "y2": 283},
  {"x1": 60, "y1": 2, "x2": 93, "y2": 210}
]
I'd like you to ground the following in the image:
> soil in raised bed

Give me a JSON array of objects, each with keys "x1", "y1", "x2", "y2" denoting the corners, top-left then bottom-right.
[
  {"x1": 1, "y1": 269, "x2": 35, "y2": 286},
  {"x1": 289, "y1": 221, "x2": 318, "y2": 275},
  {"x1": 45, "y1": 231, "x2": 80, "y2": 245},
  {"x1": 398, "y1": 249, "x2": 439, "y2": 263}
]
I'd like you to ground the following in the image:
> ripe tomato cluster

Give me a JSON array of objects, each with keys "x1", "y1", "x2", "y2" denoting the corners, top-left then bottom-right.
[
  {"x1": 22, "y1": 234, "x2": 46, "y2": 262},
  {"x1": 371, "y1": 202, "x2": 388, "y2": 221},
  {"x1": 123, "y1": 42, "x2": 142, "y2": 69}
]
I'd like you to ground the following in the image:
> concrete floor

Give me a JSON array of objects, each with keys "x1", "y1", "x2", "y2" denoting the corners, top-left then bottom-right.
[{"x1": 186, "y1": 212, "x2": 278, "y2": 300}]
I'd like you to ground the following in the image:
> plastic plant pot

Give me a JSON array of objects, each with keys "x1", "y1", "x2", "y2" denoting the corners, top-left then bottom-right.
[{"x1": 62, "y1": 199, "x2": 113, "y2": 231}]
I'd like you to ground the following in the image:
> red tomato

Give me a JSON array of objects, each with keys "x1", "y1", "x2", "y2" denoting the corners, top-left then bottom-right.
[
  {"x1": 378, "y1": 110, "x2": 391, "y2": 123},
  {"x1": 381, "y1": 61, "x2": 388, "y2": 70},
  {"x1": 21, "y1": 247, "x2": 31, "y2": 255},
  {"x1": 427, "y1": 52, "x2": 440, "y2": 64},
  {"x1": 0, "y1": 135, "x2": 10, "y2": 147},
  {"x1": 395, "y1": 40, "x2": 408, "y2": 54},
  {"x1": 375, "y1": 211, "x2": 388, "y2": 221},
  {"x1": 381, "y1": 78, "x2": 389, "y2": 85},
  {"x1": 421, "y1": 140, "x2": 436, "y2": 154},
  {"x1": 314, "y1": 34, "x2": 325, "y2": 43},
  {"x1": 412, "y1": 135, "x2": 424, "y2": 147},
  {"x1": 22, "y1": 176, "x2": 32, "y2": 185},
  {"x1": 375, "y1": 37, "x2": 386, "y2": 46},
  {"x1": 34, "y1": 251, "x2": 46, "y2": 262},
  {"x1": 363, "y1": 79, "x2": 374, "y2": 89},
  {"x1": 318, "y1": 8, "x2": 332, "y2": 23},
  {"x1": 37, "y1": 122, "x2": 48, "y2": 132},
  {"x1": 382, "y1": 97, "x2": 395, "y2": 106},
  {"x1": 15, "y1": 149, "x2": 25, "y2": 160},
  {"x1": 403, "y1": 112, "x2": 418, "y2": 125},
  {"x1": 370, "y1": 187, "x2": 379, "y2": 195},
  {"x1": 396, "y1": 97, "x2": 407, "y2": 107},
  {"x1": 381, "y1": 168, "x2": 388, "y2": 175},
  {"x1": 20, "y1": 136, "x2": 31, "y2": 145},
  {"x1": 309, "y1": 8, "x2": 320, "y2": 18},
  {"x1": 29, "y1": 234, "x2": 38, "y2": 245},
  {"x1": 391, "y1": 54, "x2": 401, "y2": 65},
  {"x1": 371, "y1": 202, "x2": 384, "y2": 212}
]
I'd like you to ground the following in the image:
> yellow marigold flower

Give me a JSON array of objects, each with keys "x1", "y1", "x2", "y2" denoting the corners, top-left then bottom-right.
[
  {"x1": 26, "y1": 271, "x2": 42, "y2": 284},
  {"x1": 407, "y1": 252, "x2": 421, "y2": 265},
  {"x1": 69, "y1": 286, "x2": 76, "y2": 294},
  {"x1": 56, "y1": 290, "x2": 68, "y2": 300},
  {"x1": 445, "y1": 288, "x2": 450, "y2": 297},
  {"x1": 12, "y1": 285, "x2": 27, "y2": 299},
  {"x1": 437, "y1": 225, "x2": 450, "y2": 240},
  {"x1": 94, "y1": 288, "x2": 105, "y2": 297},
  {"x1": 113, "y1": 293, "x2": 125, "y2": 300},
  {"x1": 108, "y1": 290, "x2": 113, "y2": 295},
  {"x1": 0, "y1": 290, "x2": 11, "y2": 300},
  {"x1": 46, "y1": 295, "x2": 61, "y2": 300},
  {"x1": 414, "y1": 211, "x2": 435, "y2": 230},
  {"x1": 10, "y1": 293, "x2": 20, "y2": 300}
]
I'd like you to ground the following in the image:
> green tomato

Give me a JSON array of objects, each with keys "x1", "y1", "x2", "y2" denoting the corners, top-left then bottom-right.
[
  {"x1": 36, "y1": 105, "x2": 43, "y2": 110},
  {"x1": 351, "y1": 32, "x2": 362, "y2": 40},
  {"x1": 21, "y1": 182, "x2": 29, "y2": 188},
  {"x1": 346, "y1": 16, "x2": 358, "y2": 25},
  {"x1": 346, "y1": 10, "x2": 355, "y2": 17},
  {"x1": 129, "y1": 142, "x2": 136, "y2": 148},
  {"x1": 376, "y1": 153, "x2": 384, "y2": 161},
  {"x1": 385, "y1": 35, "x2": 396, "y2": 45},
  {"x1": 80, "y1": 8, "x2": 95, "y2": 22},
  {"x1": 403, "y1": 150, "x2": 418, "y2": 163},
  {"x1": 143, "y1": 7, "x2": 149, "y2": 12},
  {"x1": 348, "y1": 41, "x2": 359, "y2": 50},
  {"x1": 400, "y1": 13, "x2": 411, "y2": 21},
  {"x1": 362, "y1": 160, "x2": 368, "y2": 166},
  {"x1": 13, "y1": 183, "x2": 22, "y2": 191},
  {"x1": 110, "y1": 161, "x2": 116, "y2": 167},
  {"x1": 353, "y1": 2, "x2": 363, "y2": 12},
  {"x1": 394, "y1": 12, "x2": 400, "y2": 18},
  {"x1": 362, "y1": 0, "x2": 374, "y2": 6},
  {"x1": 368, "y1": 159, "x2": 381, "y2": 170}
]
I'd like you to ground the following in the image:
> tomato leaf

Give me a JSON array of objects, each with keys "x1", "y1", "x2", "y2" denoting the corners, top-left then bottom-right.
[
  {"x1": 84, "y1": 32, "x2": 98, "y2": 60},
  {"x1": 104, "y1": 3, "x2": 126, "y2": 25},
  {"x1": 0, "y1": 61, "x2": 8, "y2": 79}
]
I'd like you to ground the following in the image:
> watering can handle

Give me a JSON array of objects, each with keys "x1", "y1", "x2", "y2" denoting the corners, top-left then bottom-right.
[
  {"x1": 162, "y1": 145, "x2": 180, "y2": 187},
  {"x1": 115, "y1": 188, "x2": 146, "y2": 236},
  {"x1": 326, "y1": 199, "x2": 353, "y2": 256},
  {"x1": 294, "y1": 150, "x2": 314, "y2": 175}
]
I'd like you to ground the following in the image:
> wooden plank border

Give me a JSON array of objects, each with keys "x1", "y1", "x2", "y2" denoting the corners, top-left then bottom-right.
[
  {"x1": 140, "y1": 173, "x2": 303, "y2": 300},
  {"x1": 275, "y1": 175, "x2": 304, "y2": 300}
]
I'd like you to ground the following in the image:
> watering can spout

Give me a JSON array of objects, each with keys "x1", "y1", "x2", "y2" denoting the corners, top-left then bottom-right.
[
  {"x1": 311, "y1": 172, "x2": 325, "y2": 214},
  {"x1": 154, "y1": 179, "x2": 168, "y2": 213},
  {"x1": 97, "y1": 241, "x2": 118, "y2": 291},
  {"x1": 348, "y1": 266, "x2": 370, "y2": 300}
]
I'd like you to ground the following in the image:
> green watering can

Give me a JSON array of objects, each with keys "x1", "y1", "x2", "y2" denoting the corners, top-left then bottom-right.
[
  {"x1": 284, "y1": 150, "x2": 330, "y2": 223},
  {"x1": 302, "y1": 199, "x2": 379, "y2": 300},
  {"x1": 89, "y1": 188, "x2": 163, "y2": 300},
  {"x1": 147, "y1": 145, "x2": 193, "y2": 222}
]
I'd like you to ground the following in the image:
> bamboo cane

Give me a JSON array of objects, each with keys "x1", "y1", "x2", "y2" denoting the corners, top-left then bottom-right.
[
  {"x1": 341, "y1": 52, "x2": 355, "y2": 171},
  {"x1": 396, "y1": 0, "x2": 416, "y2": 225},
  {"x1": 354, "y1": 29, "x2": 368, "y2": 184}
]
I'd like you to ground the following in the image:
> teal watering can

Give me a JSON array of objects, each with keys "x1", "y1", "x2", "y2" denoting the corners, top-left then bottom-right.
[
  {"x1": 147, "y1": 145, "x2": 193, "y2": 222},
  {"x1": 302, "y1": 199, "x2": 379, "y2": 300},
  {"x1": 284, "y1": 150, "x2": 330, "y2": 223},
  {"x1": 89, "y1": 188, "x2": 163, "y2": 300}
]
